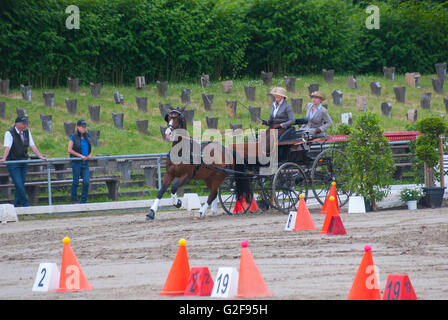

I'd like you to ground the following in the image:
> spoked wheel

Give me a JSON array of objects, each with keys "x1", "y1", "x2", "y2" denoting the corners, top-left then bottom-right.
[
  {"x1": 272, "y1": 162, "x2": 308, "y2": 214},
  {"x1": 310, "y1": 148, "x2": 352, "y2": 207},
  {"x1": 251, "y1": 175, "x2": 274, "y2": 211},
  {"x1": 218, "y1": 175, "x2": 252, "y2": 215}
]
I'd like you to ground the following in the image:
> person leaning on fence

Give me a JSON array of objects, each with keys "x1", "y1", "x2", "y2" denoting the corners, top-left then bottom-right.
[
  {"x1": 300, "y1": 91, "x2": 333, "y2": 137},
  {"x1": 68, "y1": 120, "x2": 92, "y2": 204},
  {"x1": 0, "y1": 116, "x2": 47, "y2": 207}
]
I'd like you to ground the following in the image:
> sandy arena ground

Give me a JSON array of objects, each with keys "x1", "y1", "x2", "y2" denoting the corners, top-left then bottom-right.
[{"x1": 1, "y1": 205, "x2": 448, "y2": 300}]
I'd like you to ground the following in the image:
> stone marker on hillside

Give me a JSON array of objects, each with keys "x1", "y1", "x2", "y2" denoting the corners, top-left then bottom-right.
[
  {"x1": 135, "y1": 96, "x2": 148, "y2": 112},
  {"x1": 42, "y1": 92, "x2": 54, "y2": 108},
  {"x1": 67, "y1": 77, "x2": 79, "y2": 93},
  {"x1": 356, "y1": 96, "x2": 367, "y2": 112},
  {"x1": 202, "y1": 94, "x2": 214, "y2": 111},
  {"x1": 112, "y1": 113, "x2": 124, "y2": 129},
  {"x1": 135, "y1": 76, "x2": 145, "y2": 90},
  {"x1": 90, "y1": 83, "x2": 101, "y2": 97},
  {"x1": 64, "y1": 122, "x2": 75, "y2": 137},
  {"x1": 222, "y1": 80, "x2": 233, "y2": 94},
  {"x1": 420, "y1": 92, "x2": 431, "y2": 110},
  {"x1": 332, "y1": 90, "x2": 343, "y2": 106},
  {"x1": 184, "y1": 109, "x2": 194, "y2": 126},
  {"x1": 226, "y1": 100, "x2": 237, "y2": 118},
  {"x1": 308, "y1": 83, "x2": 319, "y2": 95},
  {"x1": 435, "y1": 62, "x2": 446, "y2": 81},
  {"x1": 244, "y1": 85, "x2": 256, "y2": 101},
  {"x1": 405, "y1": 72, "x2": 420, "y2": 88},
  {"x1": 206, "y1": 116, "x2": 218, "y2": 129},
  {"x1": 284, "y1": 76, "x2": 296, "y2": 93},
  {"x1": 432, "y1": 78, "x2": 444, "y2": 94},
  {"x1": 88, "y1": 130, "x2": 100, "y2": 146},
  {"x1": 40, "y1": 114, "x2": 52, "y2": 133},
  {"x1": 322, "y1": 69, "x2": 334, "y2": 83},
  {"x1": 181, "y1": 88, "x2": 190, "y2": 105},
  {"x1": 249, "y1": 106, "x2": 261, "y2": 124},
  {"x1": 383, "y1": 66, "x2": 395, "y2": 80},
  {"x1": 261, "y1": 71, "x2": 273, "y2": 86},
  {"x1": 347, "y1": 76, "x2": 357, "y2": 89},
  {"x1": 88, "y1": 105, "x2": 101, "y2": 122},
  {"x1": 381, "y1": 102, "x2": 392, "y2": 117},
  {"x1": 200, "y1": 74, "x2": 210, "y2": 88},
  {"x1": 136, "y1": 119, "x2": 148, "y2": 135},
  {"x1": 291, "y1": 98, "x2": 303, "y2": 115},
  {"x1": 407, "y1": 109, "x2": 418, "y2": 123},
  {"x1": 65, "y1": 98, "x2": 77, "y2": 114},
  {"x1": 156, "y1": 81, "x2": 168, "y2": 97},
  {"x1": 20, "y1": 85, "x2": 32, "y2": 101},
  {"x1": 370, "y1": 81, "x2": 381, "y2": 96},
  {"x1": 0, "y1": 79, "x2": 10, "y2": 96},
  {"x1": 393, "y1": 86, "x2": 406, "y2": 103},
  {"x1": 113, "y1": 91, "x2": 124, "y2": 104}
]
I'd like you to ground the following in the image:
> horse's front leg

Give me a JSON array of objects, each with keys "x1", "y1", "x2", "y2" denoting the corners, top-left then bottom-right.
[
  {"x1": 170, "y1": 173, "x2": 191, "y2": 209},
  {"x1": 146, "y1": 173, "x2": 174, "y2": 220}
]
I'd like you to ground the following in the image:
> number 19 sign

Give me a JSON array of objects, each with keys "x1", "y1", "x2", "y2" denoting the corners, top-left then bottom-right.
[{"x1": 211, "y1": 267, "x2": 239, "y2": 298}]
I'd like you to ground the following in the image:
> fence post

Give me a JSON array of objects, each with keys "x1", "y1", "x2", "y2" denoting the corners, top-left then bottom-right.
[
  {"x1": 47, "y1": 161, "x2": 52, "y2": 206},
  {"x1": 157, "y1": 155, "x2": 162, "y2": 190}
]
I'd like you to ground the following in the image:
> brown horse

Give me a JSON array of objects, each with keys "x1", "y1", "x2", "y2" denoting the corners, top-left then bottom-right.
[{"x1": 146, "y1": 106, "x2": 251, "y2": 220}]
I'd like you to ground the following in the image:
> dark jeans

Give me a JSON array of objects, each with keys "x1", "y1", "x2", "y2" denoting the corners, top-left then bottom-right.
[
  {"x1": 6, "y1": 163, "x2": 30, "y2": 207},
  {"x1": 71, "y1": 160, "x2": 90, "y2": 203}
]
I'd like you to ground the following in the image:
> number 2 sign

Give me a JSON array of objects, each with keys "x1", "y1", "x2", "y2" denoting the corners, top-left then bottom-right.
[
  {"x1": 32, "y1": 263, "x2": 60, "y2": 292},
  {"x1": 211, "y1": 267, "x2": 239, "y2": 298},
  {"x1": 184, "y1": 267, "x2": 214, "y2": 296}
]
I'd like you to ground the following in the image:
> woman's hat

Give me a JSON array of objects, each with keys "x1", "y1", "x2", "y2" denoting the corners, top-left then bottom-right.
[
  {"x1": 270, "y1": 87, "x2": 288, "y2": 99},
  {"x1": 77, "y1": 119, "x2": 88, "y2": 127},
  {"x1": 310, "y1": 91, "x2": 325, "y2": 101}
]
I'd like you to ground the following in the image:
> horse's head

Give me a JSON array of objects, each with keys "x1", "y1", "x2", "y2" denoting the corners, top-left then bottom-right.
[{"x1": 164, "y1": 106, "x2": 186, "y2": 140}]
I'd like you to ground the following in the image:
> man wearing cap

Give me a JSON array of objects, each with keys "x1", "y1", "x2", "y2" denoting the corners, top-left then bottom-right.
[
  {"x1": 68, "y1": 120, "x2": 92, "y2": 204},
  {"x1": 300, "y1": 91, "x2": 333, "y2": 137},
  {"x1": 0, "y1": 116, "x2": 47, "y2": 207}
]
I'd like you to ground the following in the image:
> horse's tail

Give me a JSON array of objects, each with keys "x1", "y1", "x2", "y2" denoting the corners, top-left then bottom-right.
[{"x1": 233, "y1": 151, "x2": 252, "y2": 203}]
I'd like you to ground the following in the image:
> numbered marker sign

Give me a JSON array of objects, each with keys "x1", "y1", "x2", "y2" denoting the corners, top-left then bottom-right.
[
  {"x1": 184, "y1": 267, "x2": 214, "y2": 296},
  {"x1": 382, "y1": 274, "x2": 417, "y2": 300},
  {"x1": 211, "y1": 267, "x2": 239, "y2": 298},
  {"x1": 285, "y1": 211, "x2": 297, "y2": 231},
  {"x1": 32, "y1": 263, "x2": 60, "y2": 292}
]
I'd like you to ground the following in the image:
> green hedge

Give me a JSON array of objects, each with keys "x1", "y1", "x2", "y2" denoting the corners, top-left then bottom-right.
[{"x1": 0, "y1": 0, "x2": 447, "y2": 87}]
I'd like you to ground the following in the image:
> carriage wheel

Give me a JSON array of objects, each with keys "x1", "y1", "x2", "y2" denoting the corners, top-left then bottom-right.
[
  {"x1": 272, "y1": 162, "x2": 308, "y2": 214},
  {"x1": 310, "y1": 148, "x2": 352, "y2": 207},
  {"x1": 218, "y1": 175, "x2": 252, "y2": 215},
  {"x1": 252, "y1": 175, "x2": 274, "y2": 211}
]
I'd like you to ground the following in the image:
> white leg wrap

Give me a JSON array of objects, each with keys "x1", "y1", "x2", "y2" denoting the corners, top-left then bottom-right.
[
  {"x1": 171, "y1": 193, "x2": 178, "y2": 206},
  {"x1": 151, "y1": 198, "x2": 160, "y2": 212},
  {"x1": 199, "y1": 202, "x2": 209, "y2": 218},
  {"x1": 211, "y1": 198, "x2": 218, "y2": 214}
]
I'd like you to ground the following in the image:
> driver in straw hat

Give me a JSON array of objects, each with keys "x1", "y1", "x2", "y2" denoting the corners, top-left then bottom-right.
[
  {"x1": 261, "y1": 86, "x2": 295, "y2": 132},
  {"x1": 300, "y1": 91, "x2": 333, "y2": 137}
]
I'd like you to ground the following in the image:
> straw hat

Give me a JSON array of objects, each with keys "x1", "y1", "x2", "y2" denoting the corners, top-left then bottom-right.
[
  {"x1": 270, "y1": 87, "x2": 288, "y2": 99},
  {"x1": 310, "y1": 91, "x2": 325, "y2": 101}
]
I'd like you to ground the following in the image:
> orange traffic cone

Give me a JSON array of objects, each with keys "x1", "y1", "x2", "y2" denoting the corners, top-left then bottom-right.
[
  {"x1": 233, "y1": 195, "x2": 249, "y2": 213},
  {"x1": 248, "y1": 195, "x2": 259, "y2": 212},
  {"x1": 159, "y1": 238, "x2": 191, "y2": 296},
  {"x1": 319, "y1": 196, "x2": 339, "y2": 234},
  {"x1": 236, "y1": 240, "x2": 273, "y2": 298},
  {"x1": 293, "y1": 194, "x2": 316, "y2": 231},
  {"x1": 320, "y1": 181, "x2": 339, "y2": 214},
  {"x1": 347, "y1": 244, "x2": 381, "y2": 300},
  {"x1": 57, "y1": 237, "x2": 93, "y2": 292}
]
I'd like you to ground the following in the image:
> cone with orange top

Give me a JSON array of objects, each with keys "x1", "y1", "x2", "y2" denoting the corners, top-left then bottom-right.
[
  {"x1": 236, "y1": 240, "x2": 273, "y2": 298},
  {"x1": 57, "y1": 237, "x2": 93, "y2": 292},
  {"x1": 320, "y1": 181, "x2": 339, "y2": 214},
  {"x1": 347, "y1": 244, "x2": 381, "y2": 300},
  {"x1": 319, "y1": 195, "x2": 339, "y2": 234},
  {"x1": 293, "y1": 194, "x2": 316, "y2": 231},
  {"x1": 159, "y1": 238, "x2": 191, "y2": 296}
]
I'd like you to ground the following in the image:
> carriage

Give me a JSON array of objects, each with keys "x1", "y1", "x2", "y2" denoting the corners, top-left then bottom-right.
[{"x1": 218, "y1": 131, "x2": 353, "y2": 215}]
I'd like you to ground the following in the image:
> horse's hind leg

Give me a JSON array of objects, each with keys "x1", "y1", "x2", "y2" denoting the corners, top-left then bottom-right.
[
  {"x1": 146, "y1": 174, "x2": 174, "y2": 220},
  {"x1": 199, "y1": 176, "x2": 224, "y2": 218}
]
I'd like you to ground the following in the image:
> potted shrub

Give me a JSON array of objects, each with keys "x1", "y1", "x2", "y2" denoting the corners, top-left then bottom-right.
[
  {"x1": 415, "y1": 116, "x2": 448, "y2": 208},
  {"x1": 400, "y1": 187, "x2": 423, "y2": 210},
  {"x1": 345, "y1": 112, "x2": 396, "y2": 211}
]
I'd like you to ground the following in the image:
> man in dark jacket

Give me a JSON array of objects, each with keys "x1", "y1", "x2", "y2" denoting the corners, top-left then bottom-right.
[{"x1": 0, "y1": 116, "x2": 47, "y2": 207}]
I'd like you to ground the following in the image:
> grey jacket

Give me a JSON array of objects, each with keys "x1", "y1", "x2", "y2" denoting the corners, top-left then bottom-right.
[
  {"x1": 267, "y1": 99, "x2": 295, "y2": 128},
  {"x1": 300, "y1": 103, "x2": 333, "y2": 136}
]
